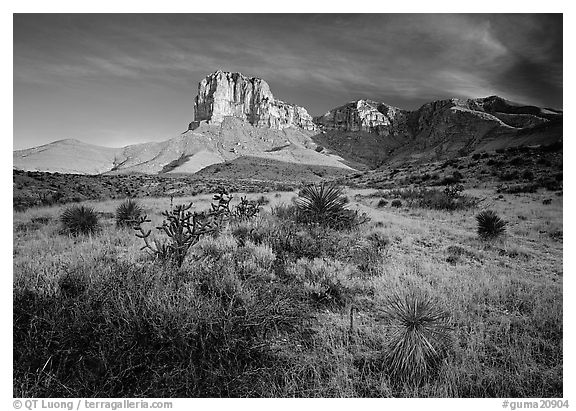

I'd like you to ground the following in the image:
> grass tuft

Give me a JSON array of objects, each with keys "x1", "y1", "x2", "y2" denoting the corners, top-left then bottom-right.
[{"x1": 60, "y1": 205, "x2": 99, "y2": 236}]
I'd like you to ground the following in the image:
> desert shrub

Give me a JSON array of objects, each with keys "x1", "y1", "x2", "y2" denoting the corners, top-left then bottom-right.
[
  {"x1": 315, "y1": 145, "x2": 324, "y2": 152},
  {"x1": 287, "y1": 258, "x2": 352, "y2": 309},
  {"x1": 15, "y1": 215, "x2": 52, "y2": 232},
  {"x1": 499, "y1": 170, "x2": 519, "y2": 181},
  {"x1": 522, "y1": 170, "x2": 534, "y2": 180},
  {"x1": 383, "y1": 292, "x2": 453, "y2": 385},
  {"x1": 471, "y1": 153, "x2": 482, "y2": 161},
  {"x1": 536, "y1": 158, "x2": 552, "y2": 166},
  {"x1": 234, "y1": 196, "x2": 261, "y2": 220},
  {"x1": 476, "y1": 210, "x2": 507, "y2": 240},
  {"x1": 256, "y1": 195, "x2": 270, "y2": 205},
  {"x1": 349, "y1": 232, "x2": 389, "y2": 275},
  {"x1": 391, "y1": 199, "x2": 402, "y2": 208},
  {"x1": 554, "y1": 172, "x2": 563, "y2": 182},
  {"x1": 377, "y1": 199, "x2": 388, "y2": 208},
  {"x1": 538, "y1": 177, "x2": 562, "y2": 191},
  {"x1": 385, "y1": 186, "x2": 478, "y2": 211},
  {"x1": 497, "y1": 183, "x2": 539, "y2": 194},
  {"x1": 132, "y1": 202, "x2": 220, "y2": 267},
  {"x1": 509, "y1": 156, "x2": 524, "y2": 166},
  {"x1": 115, "y1": 199, "x2": 143, "y2": 227},
  {"x1": 295, "y1": 183, "x2": 368, "y2": 229},
  {"x1": 60, "y1": 205, "x2": 99, "y2": 236}
]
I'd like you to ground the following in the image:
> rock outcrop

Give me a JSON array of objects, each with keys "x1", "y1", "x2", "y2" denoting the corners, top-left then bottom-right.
[
  {"x1": 314, "y1": 99, "x2": 408, "y2": 136},
  {"x1": 191, "y1": 70, "x2": 317, "y2": 131},
  {"x1": 312, "y1": 95, "x2": 562, "y2": 164}
]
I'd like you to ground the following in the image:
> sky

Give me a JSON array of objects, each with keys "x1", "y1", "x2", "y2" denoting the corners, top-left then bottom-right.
[{"x1": 13, "y1": 13, "x2": 563, "y2": 150}]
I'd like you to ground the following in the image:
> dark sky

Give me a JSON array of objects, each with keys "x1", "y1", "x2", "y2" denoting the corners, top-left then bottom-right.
[{"x1": 13, "y1": 13, "x2": 563, "y2": 149}]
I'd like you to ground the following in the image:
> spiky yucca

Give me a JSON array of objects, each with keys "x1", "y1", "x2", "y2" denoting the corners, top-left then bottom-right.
[
  {"x1": 295, "y1": 183, "x2": 351, "y2": 228},
  {"x1": 115, "y1": 199, "x2": 143, "y2": 227},
  {"x1": 384, "y1": 292, "x2": 452, "y2": 384},
  {"x1": 476, "y1": 210, "x2": 507, "y2": 240},
  {"x1": 60, "y1": 205, "x2": 99, "y2": 236}
]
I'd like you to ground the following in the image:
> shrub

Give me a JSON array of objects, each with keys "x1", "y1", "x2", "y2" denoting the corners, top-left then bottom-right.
[
  {"x1": 500, "y1": 170, "x2": 519, "y2": 181},
  {"x1": 132, "y1": 202, "x2": 220, "y2": 267},
  {"x1": 234, "y1": 196, "x2": 261, "y2": 220},
  {"x1": 386, "y1": 186, "x2": 477, "y2": 211},
  {"x1": 256, "y1": 195, "x2": 270, "y2": 205},
  {"x1": 115, "y1": 199, "x2": 143, "y2": 227},
  {"x1": 476, "y1": 210, "x2": 507, "y2": 240},
  {"x1": 391, "y1": 199, "x2": 402, "y2": 208},
  {"x1": 295, "y1": 183, "x2": 368, "y2": 229},
  {"x1": 522, "y1": 170, "x2": 535, "y2": 180},
  {"x1": 383, "y1": 292, "x2": 452, "y2": 385},
  {"x1": 60, "y1": 205, "x2": 99, "y2": 236},
  {"x1": 377, "y1": 199, "x2": 388, "y2": 208},
  {"x1": 497, "y1": 183, "x2": 539, "y2": 194}
]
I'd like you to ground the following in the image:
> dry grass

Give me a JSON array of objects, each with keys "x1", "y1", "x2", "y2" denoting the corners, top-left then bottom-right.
[{"x1": 13, "y1": 187, "x2": 562, "y2": 397}]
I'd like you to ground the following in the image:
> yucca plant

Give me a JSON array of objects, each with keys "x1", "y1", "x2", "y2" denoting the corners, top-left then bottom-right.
[
  {"x1": 383, "y1": 292, "x2": 452, "y2": 385},
  {"x1": 295, "y1": 183, "x2": 359, "y2": 228},
  {"x1": 296, "y1": 183, "x2": 347, "y2": 215},
  {"x1": 476, "y1": 210, "x2": 507, "y2": 240},
  {"x1": 60, "y1": 205, "x2": 99, "y2": 236},
  {"x1": 115, "y1": 198, "x2": 143, "y2": 227}
]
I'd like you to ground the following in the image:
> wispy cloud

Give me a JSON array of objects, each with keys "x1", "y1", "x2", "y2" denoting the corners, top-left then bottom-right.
[{"x1": 14, "y1": 13, "x2": 562, "y2": 149}]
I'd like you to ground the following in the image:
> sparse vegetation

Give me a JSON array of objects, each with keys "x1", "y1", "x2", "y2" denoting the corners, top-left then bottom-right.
[
  {"x1": 13, "y1": 155, "x2": 563, "y2": 398},
  {"x1": 384, "y1": 185, "x2": 478, "y2": 211}
]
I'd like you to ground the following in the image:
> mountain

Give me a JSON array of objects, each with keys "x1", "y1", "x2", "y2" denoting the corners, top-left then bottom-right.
[
  {"x1": 13, "y1": 71, "x2": 350, "y2": 176},
  {"x1": 13, "y1": 71, "x2": 562, "y2": 175},
  {"x1": 313, "y1": 96, "x2": 562, "y2": 167}
]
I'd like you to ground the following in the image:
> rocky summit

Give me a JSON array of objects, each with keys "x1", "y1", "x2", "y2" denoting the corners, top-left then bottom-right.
[
  {"x1": 190, "y1": 70, "x2": 317, "y2": 131},
  {"x1": 314, "y1": 99, "x2": 408, "y2": 136}
]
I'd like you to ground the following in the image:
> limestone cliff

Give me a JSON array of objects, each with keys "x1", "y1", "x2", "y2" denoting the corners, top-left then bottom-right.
[
  {"x1": 312, "y1": 95, "x2": 562, "y2": 163},
  {"x1": 314, "y1": 99, "x2": 408, "y2": 136},
  {"x1": 191, "y1": 70, "x2": 317, "y2": 131}
]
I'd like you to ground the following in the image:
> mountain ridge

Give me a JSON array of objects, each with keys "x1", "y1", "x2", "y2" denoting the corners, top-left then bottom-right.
[{"x1": 13, "y1": 70, "x2": 562, "y2": 175}]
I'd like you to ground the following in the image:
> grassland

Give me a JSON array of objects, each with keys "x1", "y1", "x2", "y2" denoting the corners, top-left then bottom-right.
[{"x1": 13, "y1": 181, "x2": 562, "y2": 397}]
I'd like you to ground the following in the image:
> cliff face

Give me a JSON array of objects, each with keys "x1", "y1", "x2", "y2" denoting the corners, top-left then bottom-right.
[
  {"x1": 312, "y1": 95, "x2": 562, "y2": 163},
  {"x1": 192, "y1": 70, "x2": 317, "y2": 131},
  {"x1": 314, "y1": 100, "x2": 408, "y2": 136}
]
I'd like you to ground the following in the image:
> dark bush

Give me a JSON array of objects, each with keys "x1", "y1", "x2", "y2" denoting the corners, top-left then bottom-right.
[
  {"x1": 522, "y1": 170, "x2": 535, "y2": 180},
  {"x1": 295, "y1": 183, "x2": 368, "y2": 229},
  {"x1": 391, "y1": 199, "x2": 402, "y2": 208},
  {"x1": 115, "y1": 199, "x2": 143, "y2": 228},
  {"x1": 500, "y1": 170, "x2": 520, "y2": 181},
  {"x1": 476, "y1": 210, "x2": 507, "y2": 240},
  {"x1": 385, "y1": 187, "x2": 478, "y2": 211},
  {"x1": 377, "y1": 199, "x2": 388, "y2": 208},
  {"x1": 60, "y1": 205, "x2": 99, "y2": 236}
]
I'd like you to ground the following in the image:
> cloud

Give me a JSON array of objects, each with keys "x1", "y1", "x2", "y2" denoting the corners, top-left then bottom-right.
[{"x1": 13, "y1": 14, "x2": 562, "y2": 149}]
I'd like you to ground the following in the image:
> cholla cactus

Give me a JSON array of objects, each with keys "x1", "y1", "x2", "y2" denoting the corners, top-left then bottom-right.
[
  {"x1": 234, "y1": 196, "x2": 261, "y2": 221},
  {"x1": 132, "y1": 202, "x2": 219, "y2": 267}
]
